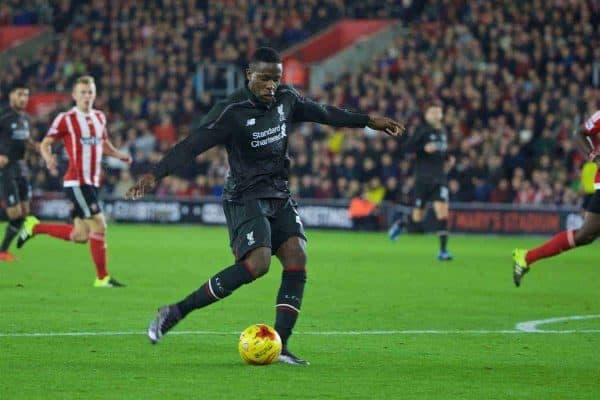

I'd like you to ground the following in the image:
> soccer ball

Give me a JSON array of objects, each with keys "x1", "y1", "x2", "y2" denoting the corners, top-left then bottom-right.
[{"x1": 238, "y1": 324, "x2": 282, "y2": 365}]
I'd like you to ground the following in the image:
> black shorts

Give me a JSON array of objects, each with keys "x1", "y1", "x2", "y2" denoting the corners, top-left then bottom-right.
[
  {"x1": 0, "y1": 173, "x2": 31, "y2": 207},
  {"x1": 223, "y1": 198, "x2": 307, "y2": 261},
  {"x1": 414, "y1": 181, "x2": 448, "y2": 209},
  {"x1": 586, "y1": 190, "x2": 600, "y2": 214},
  {"x1": 65, "y1": 185, "x2": 102, "y2": 219}
]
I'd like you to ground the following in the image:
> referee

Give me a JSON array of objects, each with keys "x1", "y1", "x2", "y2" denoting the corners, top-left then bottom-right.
[
  {"x1": 127, "y1": 47, "x2": 405, "y2": 365},
  {"x1": 0, "y1": 82, "x2": 39, "y2": 261}
]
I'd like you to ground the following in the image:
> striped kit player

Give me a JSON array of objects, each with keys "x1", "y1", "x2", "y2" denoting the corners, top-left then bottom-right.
[
  {"x1": 512, "y1": 110, "x2": 600, "y2": 287},
  {"x1": 17, "y1": 76, "x2": 131, "y2": 288}
]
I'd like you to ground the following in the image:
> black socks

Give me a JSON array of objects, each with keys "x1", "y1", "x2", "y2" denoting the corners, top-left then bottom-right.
[
  {"x1": 1, "y1": 217, "x2": 24, "y2": 252},
  {"x1": 176, "y1": 262, "x2": 255, "y2": 317},
  {"x1": 274, "y1": 269, "x2": 307, "y2": 346}
]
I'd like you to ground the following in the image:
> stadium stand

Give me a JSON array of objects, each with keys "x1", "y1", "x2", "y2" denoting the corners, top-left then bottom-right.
[{"x1": 1, "y1": 0, "x2": 599, "y2": 208}]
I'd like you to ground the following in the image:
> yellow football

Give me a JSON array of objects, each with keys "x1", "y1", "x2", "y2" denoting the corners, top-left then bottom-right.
[{"x1": 238, "y1": 324, "x2": 282, "y2": 365}]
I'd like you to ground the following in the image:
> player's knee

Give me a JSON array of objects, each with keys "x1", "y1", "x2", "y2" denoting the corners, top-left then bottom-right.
[
  {"x1": 88, "y1": 217, "x2": 106, "y2": 234},
  {"x1": 285, "y1": 248, "x2": 307, "y2": 269},
  {"x1": 575, "y1": 230, "x2": 598, "y2": 246},
  {"x1": 91, "y1": 225, "x2": 106, "y2": 235},
  {"x1": 71, "y1": 229, "x2": 89, "y2": 243},
  {"x1": 245, "y1": 247, "x2": 271, "y2": 278}
]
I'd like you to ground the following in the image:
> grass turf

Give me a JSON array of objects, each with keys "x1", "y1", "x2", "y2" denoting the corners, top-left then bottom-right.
[{"x1": 1, "y1": 224, "x2": 599, "y2": 399}]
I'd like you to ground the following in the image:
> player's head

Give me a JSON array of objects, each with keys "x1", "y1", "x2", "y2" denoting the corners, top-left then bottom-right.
[
  {"x1": 72, "y1": 75, "x2": 96, "y2": 112},
  {"x1": 8, "y1": 82, "x2": 30, "y2": 111},
  {"x1": 246, "y1": 47, "x2": 282, "y2": 104},
  {"x1": 424, "y1": 101, "x2": 443, "y2": 126}
]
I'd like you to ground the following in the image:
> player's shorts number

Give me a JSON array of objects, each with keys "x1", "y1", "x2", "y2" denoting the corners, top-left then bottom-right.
[{"x1": 440, "y1": 186, "x2": 449, "y2": 201}]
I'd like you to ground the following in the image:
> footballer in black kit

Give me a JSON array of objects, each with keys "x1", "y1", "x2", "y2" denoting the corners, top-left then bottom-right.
[
  {"x1": 126, "y1": 47, "x2": 405, "y2": 365},
  {"x1": 389, "y1": 103, "x2": 454, "y2": 260},
  {"x1": 0, "y1": 83, "x2": 39, "y2": 261}
]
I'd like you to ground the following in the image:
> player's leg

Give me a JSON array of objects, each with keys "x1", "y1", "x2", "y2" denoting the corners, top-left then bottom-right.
[
  {"x1": 83, "y1": 212, "x2": 124, "y2": 287},
  {"x1": 274, "y1": 237, "x2": 308, "y2": 365},
  {"x1": 513, "y1": 191, "x2": 600, "y2": 286},
  {"x1": 387, "y1": 205, "x2": 408, "y2": 241},
  {"x1": 148, "y1": 246, "x2": 269, "y2": 344},
  {"x1": 433, "y1": 183, "x2": 452, "y2": 260},
  {"x1": 17, "y1": 186, "x2": 87, "y2": 247},
  {"x1": 409, "y1": 181, "x2": 429, "y2": 234},
  {"x1": 0, "y1": 179, "x2": 25, "y2": 260},
  {"x1": 147, "y1": 200, "x2": 271, "y2": 344},
  {"x1": 19, "y1": 216, "x2": 78, "y2": 245},
  {"x1": 70, "y1": 184, "x2": 124, "y2": 287},
  {"x1": 271, "y1": 198, "x2": 309, "y2": 365},
  {"x1": 0, "y1": 205, "x2": 24, "y2": 260}
]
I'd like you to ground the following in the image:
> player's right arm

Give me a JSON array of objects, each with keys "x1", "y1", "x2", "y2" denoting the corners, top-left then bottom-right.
[
  {"x1": 401, "y1": 125, "x2": 428, "y2": 154},
  {"x1": 125, "y1": 103, "x2": 231, "y2": 200},
  {"x1": 42, "y1": 112, "x2": 68, "y2": 175},
  {"x1": 0, "y1": 111, "x2": 11, "y2": 168},
  {"x1": 40, "y1": 136, "x2": 58, "y2": 175}
]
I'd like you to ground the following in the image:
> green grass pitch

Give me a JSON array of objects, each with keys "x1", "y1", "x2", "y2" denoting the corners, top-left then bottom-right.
[{"x1": 1, "y1": 224, "x2": 599, "y2": 399}]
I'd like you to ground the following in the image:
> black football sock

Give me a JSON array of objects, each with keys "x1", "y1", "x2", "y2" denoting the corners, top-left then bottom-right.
[
  {"x1": 274, "y1": 269, "x2": 307, "y2": 347},
  {"x1": 176, "y1": 262, "x2": 255, "y2": 318},
  {"x1": 437, "y1": 218, "x2": 449, "y2": 252},
  {"x1": 410, "y1": 217, "x2": 425, "y2": 233},
  {"x1": 1, "y1": 217, "x2": 24, "y2": 252}
]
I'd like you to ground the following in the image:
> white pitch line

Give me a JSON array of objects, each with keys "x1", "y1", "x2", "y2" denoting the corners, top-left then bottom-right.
[
  {"x1": 1, "y1": 315, "x2": 599, "y2": 338},
  {"x1": 515, "y1": 314, "x2": 600, "y2": 333},
  {"x1": 1, "y1": 329, "x2": 600, "y2": 338}
]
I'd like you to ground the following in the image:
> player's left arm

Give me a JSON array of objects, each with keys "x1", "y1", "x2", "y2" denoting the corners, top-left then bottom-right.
[
  {"x1": 289, "y1": 88, "x2": 404, "y2": 137},
  {"x1": 103, "y1": 138, "x2": 132, "y2": 164}
]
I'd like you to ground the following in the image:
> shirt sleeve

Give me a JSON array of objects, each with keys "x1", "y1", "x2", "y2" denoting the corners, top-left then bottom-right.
[
  {"x1": 97, "y1": 112, "x2": 108, "y2": 140},
  {"x1": 46, "y1": 113, "x2": 68, "y2": 139},
  {"x1": 288, "y1": 87, "x2": 369, "y2": 128},
  {"x1": 401, "y1": 125, "x2": 427, "y2": 153},
  {"x1": 0, "y1": 116, "x2": 9, "y2": 156},
  {"x1": 151, "y1": 103, "x2": 231, "y2": 179},
  {"x1": 583, "y1": 111, "x2": 600, "y2": 136}
]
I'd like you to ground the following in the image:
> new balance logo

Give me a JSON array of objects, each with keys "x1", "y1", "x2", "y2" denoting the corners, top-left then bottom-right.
[
  {"x1": 246, "y1": 231, "x2": 255, "y2": 246},
  {"x1": 246, "y1": 118, "x2": 256, "y2": 126}
]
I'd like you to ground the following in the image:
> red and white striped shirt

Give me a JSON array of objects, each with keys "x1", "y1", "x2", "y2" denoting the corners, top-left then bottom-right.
[
  {"x1": 46, "y1": 107, "x2": 107, "y2": 187},
  {"x1": 583, "y1": 110, "x2": 600, "y2": 190}
]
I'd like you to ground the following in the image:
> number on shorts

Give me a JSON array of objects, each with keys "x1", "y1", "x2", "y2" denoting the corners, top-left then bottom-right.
[{"x1": 440, "y1": 186, "x2": 449, "y2": 201}]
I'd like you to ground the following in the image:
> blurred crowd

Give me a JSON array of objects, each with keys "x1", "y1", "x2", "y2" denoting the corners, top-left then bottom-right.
[
  {"x1": 0, "y1": 0, "x2": 53, "y2": 25},
  {"x1": 1, "y1": 0, "x2": 599, "y2": 207}
]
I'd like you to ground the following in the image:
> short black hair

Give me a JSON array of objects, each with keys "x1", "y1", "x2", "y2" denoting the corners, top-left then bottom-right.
[
  {"x1": 250, "y1": 47, "x2": 282, "y2": 64},
  {"x1": 8, "y1": 80, "x2": 28, "y2": 94}
]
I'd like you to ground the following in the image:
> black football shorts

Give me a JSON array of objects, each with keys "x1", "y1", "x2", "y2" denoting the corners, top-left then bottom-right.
[
  {"x1": 65, "y1": 185, "x2": 102, "y2": 219},
  {"x1": 414, "y1": 180, "x2": 449, "y2": 209},
  {"x1": 586, "y1": 190, "x2": 600, "y2": 214},
  {"x1": 223, "y1": 197, "x2": 307, "y2": 261},
  {"x1": 0, "y1": 169, "x2": 31, "y2": 207}
]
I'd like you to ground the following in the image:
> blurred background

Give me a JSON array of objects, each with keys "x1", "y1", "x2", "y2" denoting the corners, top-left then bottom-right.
[{"x1": 1, "y1": 0, "x2": 599, "y2": 232}]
